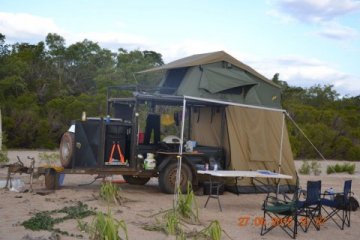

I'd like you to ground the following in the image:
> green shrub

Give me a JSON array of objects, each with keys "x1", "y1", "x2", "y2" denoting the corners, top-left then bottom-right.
[
  {"x1": 327, "y1": 165, "x2": 336, "y2": 174},
  {"x1": 22, "y1": 202, "x2": 95, "y2": 237},
  {"x1": 100, "y1": 181, "x2": 123, "y2": 205},
  {"x1": 164, "y1": 211, "x2": 180, "y2": 235},
  {"x1": 0, "y1": 150, "x2": 9, "y2": 163},
  {"x1": 327, "y1": 163, "x2": 356, "y2": 174},
  {"x1": 38, "y1": 152, "x2": 60, "y2": 166},
  {"x1": 334, "y1": 163, "x2": 342, "y2": 172},
  {"x1": 311, "y1": 161, "x2": 322, "y2": 176},
  {"x1": 142, "y1": 182, "x2": 227, "y2": 239},
  {"x1": 199, "y1": 220, "x2": 222, "y2": 240},
  {"x1": 89, "y1": 210, "x2": 128, "y2": 240},
  {"x1": 344, "y1": 163, "x2": 356, "y2": 174},
  {"x1": 176, "y1": 182, "x2": 199, "y2": 223},
  {"x1": 299, "y1": 161, "x2": 311, "y2": 175}
]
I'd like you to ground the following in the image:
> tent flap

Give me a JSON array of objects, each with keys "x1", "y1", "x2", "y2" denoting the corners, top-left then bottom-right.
[
  {"x1": 226, "y1": 106, "x2": 296, "y2": 186},
  {"x1": 199, "y1": 67, "x2": 256, "y2": 94}
]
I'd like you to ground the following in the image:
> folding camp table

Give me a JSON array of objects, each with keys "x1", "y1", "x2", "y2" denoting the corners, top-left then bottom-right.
[{"x1": 198, "y1": 170, "x2": 293, "y2": 211}]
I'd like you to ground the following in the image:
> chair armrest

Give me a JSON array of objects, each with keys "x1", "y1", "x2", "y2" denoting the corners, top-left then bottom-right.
[
  {"x1": 264, "y1": 195, "x2": 293, "y2": 206},
  {"x1": 321, "y1": 192, "x2": 333, "y2": 197}
]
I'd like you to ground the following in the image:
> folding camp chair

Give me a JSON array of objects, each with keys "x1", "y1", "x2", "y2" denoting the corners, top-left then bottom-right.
[
  {"x1": 260, "y1": 176, "x2": 299, "y2": 239},
  {"x1": 321, "y1": 180, "x2": 352, "y2": 230},
  {"x1": 297, "y1": 180, "x2": 322, "y2": 232}
]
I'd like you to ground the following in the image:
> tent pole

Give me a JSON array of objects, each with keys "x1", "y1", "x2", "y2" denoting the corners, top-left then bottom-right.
[
  {"x1": 174, "y1": 97, "x2": 187, "y2": 208},
  {"x1": 276, "y1": 112, "x2": 285, "y2": 196},
  {"x1": 184, "y1": 95, "x2": 286, "y2": 113},
  {"x1": 285, "y1": 112, "x2": 327, "y2": 161},
  {"x1": 278, "y1": 112, "x2": 285, "y2": 173}
]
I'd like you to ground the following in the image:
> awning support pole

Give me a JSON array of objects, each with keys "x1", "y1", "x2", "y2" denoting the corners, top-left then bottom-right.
[
  {"x1": 276, "y1": 112, "x2": 285, "y2": 196},
  {"x1": 174, "y1": 97, "x2": 187, "y2": 208},
  {"x1": 278, "y1": 112, "x2": 285, "y2": 174}
]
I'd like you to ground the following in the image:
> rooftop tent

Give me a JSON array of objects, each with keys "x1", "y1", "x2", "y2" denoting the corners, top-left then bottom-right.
[{"x1": 139, "y1": 51, "x2": 282, "y2": 109}]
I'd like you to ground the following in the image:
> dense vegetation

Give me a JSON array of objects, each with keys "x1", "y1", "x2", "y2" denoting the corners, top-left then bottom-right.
[
  {"x1": 0, "y1": 33, "x2": 162, "y2": 149},
  {"x1": 273, "y1": 74, "x2": 360, "y2": 160},
  {"x1": 0, "y1": 33, "x2": 359, "y2": 160}
]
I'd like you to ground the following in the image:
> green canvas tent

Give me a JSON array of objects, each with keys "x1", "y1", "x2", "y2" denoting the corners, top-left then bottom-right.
[{"x1": 140, "y1": 51, "x2": 296, "y2": 193}]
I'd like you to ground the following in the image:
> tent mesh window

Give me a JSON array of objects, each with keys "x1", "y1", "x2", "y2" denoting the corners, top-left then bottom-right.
[{"x1": 160, "y1": 67, "x2": 188, "y2": 94}]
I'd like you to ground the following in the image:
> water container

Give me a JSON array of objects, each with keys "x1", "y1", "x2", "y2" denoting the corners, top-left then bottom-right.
[
  {"x1": 144, "y1": 153, "x2": 156, "y2": 170},
  {"x1": 185, "y1": 140, "x2": 197, "y2": 152}
]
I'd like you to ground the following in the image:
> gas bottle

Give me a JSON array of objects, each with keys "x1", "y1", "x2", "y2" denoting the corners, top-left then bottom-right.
[{"x1": 144, "y1": 153, "x2": 156, "y2": 170}]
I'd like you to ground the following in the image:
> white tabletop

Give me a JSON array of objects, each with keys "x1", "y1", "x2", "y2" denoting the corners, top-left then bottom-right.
[{"x1": 197, "y1": 170, "x2": 292, "y2": 179}]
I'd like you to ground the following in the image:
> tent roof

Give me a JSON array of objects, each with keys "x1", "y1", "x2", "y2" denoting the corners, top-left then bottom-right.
[{"x1": 139, "y1": 51, "x2": 280, "y2": 88}]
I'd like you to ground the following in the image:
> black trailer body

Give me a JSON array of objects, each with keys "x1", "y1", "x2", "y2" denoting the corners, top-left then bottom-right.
[{"x1": 58, "y1": 88, "x2": 225, "y2": 193}]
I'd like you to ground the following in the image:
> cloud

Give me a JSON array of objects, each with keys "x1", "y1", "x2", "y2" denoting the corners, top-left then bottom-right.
[
  {"x1": 153, "y1": 40, "x2": 227, "y2": 63},
  {"x1": 274, "y1": 0, "x2": 360, "y2": 23},
  {"x1": 0, "y1": 11, "x2": 226, "y2": 60},
  {"x1": 0, "y1": 11, "x2": 153, "y2": 51},
  {"x1": 270, "y1": 0, "x2": 360, "y2": 41},
  {"x1": 71, "y1": 31, "x2": 151, "y2": 51},
  {"x1": 316, "y1": 22, "x2": 359, "y2": 40},
  {"x1": 0, "y1": 12, "x2": 64, "y2": 42},
  {"x1": 245, "y1": 55, "x2": 360, "y2": 96}
]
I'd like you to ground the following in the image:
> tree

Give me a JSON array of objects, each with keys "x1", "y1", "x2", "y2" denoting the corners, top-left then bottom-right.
[
  {"x1": 116, "y1": 49, "x2": 164, "y2": 87},
  {"x1": 64, "y1": 39, "x2": 115, "y2": 95}
]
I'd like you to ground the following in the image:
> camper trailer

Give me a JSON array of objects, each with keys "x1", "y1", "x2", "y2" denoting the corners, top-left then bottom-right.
[{"x1": 54, "y1": 51, "x2": 296, "y2": 194}]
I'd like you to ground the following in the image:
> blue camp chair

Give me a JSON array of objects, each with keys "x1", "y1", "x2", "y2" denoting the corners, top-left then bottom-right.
[
  {"x1": 260, "y1": 176, "x2": 299, "y2": 239},
  {"x1": 321, "y1": 180, "x2": 352, "y2": 230},
  {"x1": 297, "y1": 180, "x2": 322, "y2": 232}
]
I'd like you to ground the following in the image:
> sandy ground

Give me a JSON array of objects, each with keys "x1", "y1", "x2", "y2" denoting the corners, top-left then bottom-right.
[{"x1": 0, "y1": 150, "x2": 359, "y2": 240}]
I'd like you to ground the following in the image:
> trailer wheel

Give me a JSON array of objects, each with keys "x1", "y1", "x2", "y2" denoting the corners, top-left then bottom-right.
[
  {"x1": 60, "y1": 132, "x2": 74, "y2": 168},
  {"x1": 122, "y1": 175, "x2": 150, "y2": 185},
  {"x1": 159, "y1": 162, "x2": 193, "y2": 194},
  {"x1": 45, "y1": 169, "x2": 59, "y2": 190}
]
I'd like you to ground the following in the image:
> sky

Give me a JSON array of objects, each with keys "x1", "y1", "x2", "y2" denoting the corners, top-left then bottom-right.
[{"x1": 0, "y1": 0, "x2": 360, "y2": 96}]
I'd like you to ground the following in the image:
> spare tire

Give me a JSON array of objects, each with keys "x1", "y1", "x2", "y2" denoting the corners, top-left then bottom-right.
[{"x1": 60, "y1": 132, "x2": 75, "y2": 168}]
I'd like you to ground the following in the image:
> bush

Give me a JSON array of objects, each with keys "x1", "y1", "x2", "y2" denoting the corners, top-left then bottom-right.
[
  {"x1": 0, "y1": 150, "x2": 9, "y2": 163},
  {"x1": 327, "y1": 165, "x2": 336, "y2": 174},
  {"x1": 298, "y1": 160, "x2": 322, "y2": 175},
  {"x1": 141, "y1": 182, "x2": 226, "y2": 239},
  {"x1": 311, "y1": 161, "x2": 322, "y2": 176},
  {"x1": 327, "y1": 163, "x2": 356, "y2": 174},
  {"x1": 89, "y1": 211, "x2": 128, "y2": 240},
  {"x1": 299, "y1": 161, "x2": 311, "y2": 175},
  {"x1": 100, "y1": 181, "x2": 124, "y2": 205},
  {"x1": 38, "y1": 152, "x2": 60, "y2": 166}
]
